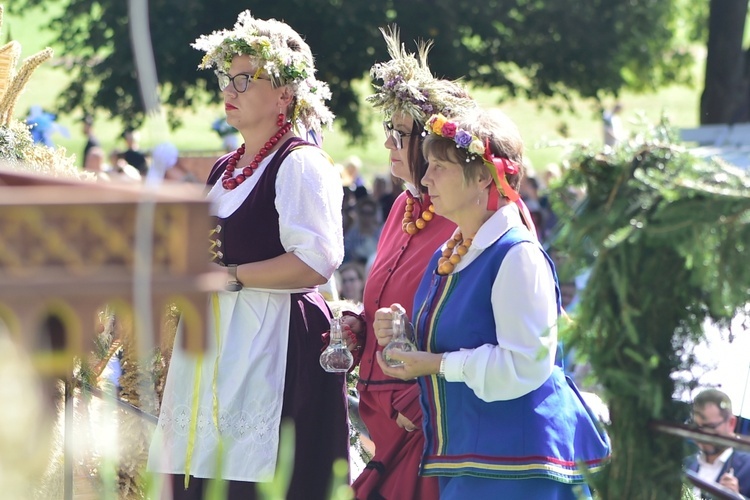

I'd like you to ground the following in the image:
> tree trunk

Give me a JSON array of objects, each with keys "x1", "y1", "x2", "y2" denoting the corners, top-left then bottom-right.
[{"x1": 700, "y1": 0, "x2": 750, "y2": 124}]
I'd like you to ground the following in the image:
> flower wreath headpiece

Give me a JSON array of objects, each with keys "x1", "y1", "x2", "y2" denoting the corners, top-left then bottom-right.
[
  {"x1": 367, "y1": 26, "x2": 475, "y2": 123},
  {"x1": 192, "y1": 11, "x2": 334, "y2": 132},
  {"x1": 425, "y1": 113, "x2": 521, "y2": 209}
]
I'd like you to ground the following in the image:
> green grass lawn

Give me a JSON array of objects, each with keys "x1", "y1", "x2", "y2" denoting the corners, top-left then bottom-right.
[{"x1": 7, "y1": 4, "x2": 703, "y2": 182}]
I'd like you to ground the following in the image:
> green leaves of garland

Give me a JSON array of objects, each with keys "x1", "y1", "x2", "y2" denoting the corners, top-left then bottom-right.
[{"x1": 550, "y1": 121, "x2": 750, "y2": 499}]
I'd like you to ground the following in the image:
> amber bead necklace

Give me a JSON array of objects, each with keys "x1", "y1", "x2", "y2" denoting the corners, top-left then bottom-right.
[
  {"x1": 437, "y1": 232, "x2": 472, "y2": 275},
  {"x1": 402, "y1": 193, "x2": 435, "y2": 235}
]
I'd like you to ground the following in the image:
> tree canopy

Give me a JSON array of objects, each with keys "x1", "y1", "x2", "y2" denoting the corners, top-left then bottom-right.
[{"x1": 11, "y1": 0, "x2": 697, "y2": 138}]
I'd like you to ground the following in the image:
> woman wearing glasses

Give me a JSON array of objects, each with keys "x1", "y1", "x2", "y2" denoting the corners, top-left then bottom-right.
[
  {"x1": 345, "y1": 27, "x2": 475, "y2": 500},
  {"x1": 148, "y1": 12, "x2": 347, "y2": 500}
]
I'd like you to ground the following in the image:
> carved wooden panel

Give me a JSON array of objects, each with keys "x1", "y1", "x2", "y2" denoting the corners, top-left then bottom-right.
[{"x1": 0, "y1": 170, "x2": 222, "y2": 375}]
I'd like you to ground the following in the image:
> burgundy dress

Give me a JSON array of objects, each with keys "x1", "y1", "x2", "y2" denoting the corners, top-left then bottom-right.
[
  {"x1": 160, "y1": 137, "x2": 348, "y2": 500},
  {"x1": 353, "y1": 190, "x2": 455, "y2": 500}
]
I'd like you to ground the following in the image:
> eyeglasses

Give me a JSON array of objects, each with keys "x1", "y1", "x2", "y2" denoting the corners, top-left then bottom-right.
[
  {"x1": 383, "y1": 121, "x2": 412, "y2": 150},
  {"x1": 690, "y1": 418, "x2": 728, "y2": 432},
  {"x1": 215, "y1": 70, "x2": 265, "y2": 93}
]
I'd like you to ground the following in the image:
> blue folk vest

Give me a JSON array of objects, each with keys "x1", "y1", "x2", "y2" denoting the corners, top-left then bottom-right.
[{"x1": 413, "y1": 226, "x2": 610, "y2": 482}]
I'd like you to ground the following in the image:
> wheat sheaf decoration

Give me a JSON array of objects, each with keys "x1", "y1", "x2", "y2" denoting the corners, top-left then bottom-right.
[
  {"x1": 0, "y1": 4, "x2": 84, "y2": 179},
  {"x1": 0, "y1": 5, "x2": 53, "y2": 126}
]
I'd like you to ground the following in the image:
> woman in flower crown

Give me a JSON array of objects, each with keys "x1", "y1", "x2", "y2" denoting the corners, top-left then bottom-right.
[
  {"x1": 341, "y1": 27, "x2": 475, "y2": 500},
  {"x1": 148, "y1": 11, "x2": 347, "y2": 500},
  {"x1": 373, "y1": 108, "x2": 611, "y2": 499}
]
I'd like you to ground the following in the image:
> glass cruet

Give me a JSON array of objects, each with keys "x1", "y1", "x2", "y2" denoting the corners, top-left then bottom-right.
[
  {"x1": 320, "y1": 315, "x2": 354, "y2": 373},
  {"x1": 382, "y1": 308, "x2": 417, "y2": 368}
]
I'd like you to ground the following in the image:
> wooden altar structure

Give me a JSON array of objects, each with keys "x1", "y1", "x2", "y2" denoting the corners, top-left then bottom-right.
[{"x1": 0, "y1": 169, "x2": 221, "y2": 376}]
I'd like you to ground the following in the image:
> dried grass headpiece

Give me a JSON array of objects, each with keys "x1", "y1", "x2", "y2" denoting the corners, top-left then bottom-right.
[{"x1": 367, "y1": 26, "x2": 475, "y2": 124}]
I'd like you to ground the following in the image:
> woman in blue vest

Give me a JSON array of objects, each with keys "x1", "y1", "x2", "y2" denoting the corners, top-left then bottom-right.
[{"x1": 374, "y1": 108, "x2": 611, "y2": 499}]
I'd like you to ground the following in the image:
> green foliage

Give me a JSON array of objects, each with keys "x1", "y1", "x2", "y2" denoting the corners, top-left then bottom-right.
[
  {"x1": 0, "y1": 121, "x2": 33, "y2": 160},
  {"x1": 549, "y1": 122, "x2": 750, "y2": 498},
  {"x1": 9, "y1": 0, "x2": 698, "y2": 139}
]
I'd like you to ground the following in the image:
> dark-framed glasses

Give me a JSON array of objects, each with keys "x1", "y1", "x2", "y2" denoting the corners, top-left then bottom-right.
[
  {"x1": 215, "y1": 70, "x2": 258, "y2": 93},
  {"x1": 383, "y1": 120, "x2": 412, "y2": 150},
  {"x1": 689, "y1": 418, "x2": 728, "y2": 432}
]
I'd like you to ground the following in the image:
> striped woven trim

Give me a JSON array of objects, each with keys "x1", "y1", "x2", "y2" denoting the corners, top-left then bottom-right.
[
  {"x1": 420, "y1": 273, "x2": 458, "y2": 455},
  {"x1": 422, "y1": 454, "x2": 608, "y2": 483}
]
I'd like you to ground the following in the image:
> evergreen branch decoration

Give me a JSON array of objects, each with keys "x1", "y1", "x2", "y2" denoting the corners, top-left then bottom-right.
[{"x1": 550, "y1": 121, "x2": 750, "y2": 499}]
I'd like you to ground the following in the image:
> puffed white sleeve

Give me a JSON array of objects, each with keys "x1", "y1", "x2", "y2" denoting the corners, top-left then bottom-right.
[
  {"x1": 275, "y1": 148, "x2": 344, "y2": 280},
  {"x1": 442, "y1": 242, "x2": 558, "y2": 401}
]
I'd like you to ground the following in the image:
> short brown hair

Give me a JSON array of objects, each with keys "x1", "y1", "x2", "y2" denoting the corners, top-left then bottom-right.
[
  {"x1": 422, "y1": 108, "x2": 525, "y2": 192},
  {"x1": 694, "y1": 388, "x2": 733, "y2": 421}
]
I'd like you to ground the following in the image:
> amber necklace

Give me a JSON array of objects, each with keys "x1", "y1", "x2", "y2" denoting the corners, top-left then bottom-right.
[
  {"x1": 402, "y1": 192, "x2": 435, "y2": 235},
  {"x1": 437, "y1": 232, "x2": 473, "y2": 275}
]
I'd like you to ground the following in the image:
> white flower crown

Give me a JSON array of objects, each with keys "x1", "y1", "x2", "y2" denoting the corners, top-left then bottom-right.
[{"x1": 192, "y1": 11, "x2": 333, "y2": 131}]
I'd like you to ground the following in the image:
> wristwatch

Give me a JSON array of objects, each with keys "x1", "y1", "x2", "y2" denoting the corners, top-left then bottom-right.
[
  {"x1": 225, "y1": 264, "x2": 243, "y2": 292},
  {"x1": 437, "y1": 353, "x2": 447, "y2": 379}
]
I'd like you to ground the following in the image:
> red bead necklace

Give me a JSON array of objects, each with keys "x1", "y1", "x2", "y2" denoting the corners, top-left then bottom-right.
[{"x1": 221, "y1": 120, "x2": 293, "y2": 190}]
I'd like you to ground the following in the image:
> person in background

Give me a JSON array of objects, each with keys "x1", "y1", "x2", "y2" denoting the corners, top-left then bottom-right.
[
  {"x1": 212, "y1": 116, "x2": 240, "y2": 152},
  {"x1": 374, "y1": 108, "x2": 610, "y2": 499},
  {"x1": 371, "y1": 174, "x2": 388, "y2": 203},
  {"x1": 337, "y1": 261, "x2": 366, "y2": 303},
  {"x1": 148, "y1": 11, "x2": 346, "y2": 500},
  {"x1": 81, "y1": 115, "x2": 100, "y2": 168},
  {"x1": 344, "y1": 197, "x2": 383, "y2": 265},
  {"x1": 686, "y1": 388, "x2": 750, "y2": 498},
  {"x1": 26, "y1": 105, "x2": 68, "y2": 147},
  {"x1": 164, "y1": 160, "x2": 200, "y2": 183},
  {"x1": 118, "y1": 128, "x2": 148, "y2": 176},
  {"x1": 539, "y1": 163, "x2": 561, "y2": 241},
  {"x1": 344, "y1": 155, "x2": 368, "y2": 200},
  {"x1": 602, "y1": 102, "x2": 624, "y2": 147},
  {"x1": 83, "y1": 146, "x2": 141, "y2": 182},
  {"x1": 519, "y1": 174, "x2": 545, "y2": 242},
  {"x1": 380, "y1": 174, "x2": 404, "y2": 222},
  {"x1": 340, "y1": 27, "x2": 477, "y2": 500},
  {"x1": 370, "y1": 174, "x2": 389, "y2": 223}
]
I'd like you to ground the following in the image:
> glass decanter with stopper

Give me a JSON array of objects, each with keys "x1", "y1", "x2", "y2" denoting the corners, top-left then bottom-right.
[
  {"x1": 319, "y1": 315, "x2": 354, "y2": 373},
  {"x1": 382, "y1": 307, "x2": 417, "y2": 368}
]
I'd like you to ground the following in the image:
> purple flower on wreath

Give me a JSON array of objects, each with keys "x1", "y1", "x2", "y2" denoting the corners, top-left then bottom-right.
[
  {"x1": 383, "y1": 75, "x2": 403, "y2": 90},
  {"x1": 454, "y1": 129, "x2": 472, "y2": 148},
  {"x1": 421, "y1": 103, "x2": 434, "y2": 114}
]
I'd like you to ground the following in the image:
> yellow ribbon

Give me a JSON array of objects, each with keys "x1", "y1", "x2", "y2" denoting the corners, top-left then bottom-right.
[{"x1": 183, "y1": 292, "x2": 223, "y2": 489}]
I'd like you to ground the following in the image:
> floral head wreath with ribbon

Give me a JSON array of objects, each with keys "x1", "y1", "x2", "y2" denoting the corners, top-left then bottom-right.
[
  {"x1": 425, "y1": 113, "x2": 522, "y2": 210},
  {"x1": 367, "y1": 26, "x2": 475, "y2": 124},
  {"x1": 192, "y1": 10, "x2": 334, "y2": 132}
]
